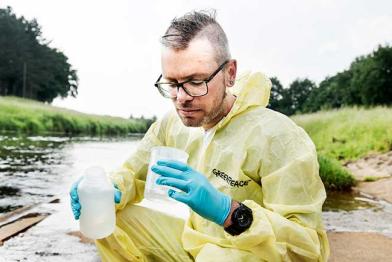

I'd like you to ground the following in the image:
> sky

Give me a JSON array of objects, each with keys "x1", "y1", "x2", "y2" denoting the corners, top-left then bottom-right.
[{"x1": 1, "y1": 0, "x2": 392, "y2": 119}]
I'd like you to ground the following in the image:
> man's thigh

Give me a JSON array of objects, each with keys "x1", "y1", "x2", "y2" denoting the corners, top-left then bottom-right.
[{"x1": 96, "y1": 204, "x2": 193, "y2": 262}]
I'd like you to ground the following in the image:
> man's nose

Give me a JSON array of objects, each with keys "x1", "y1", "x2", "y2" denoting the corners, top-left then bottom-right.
[{"x1": 176, "y1": 86, "x2": 193, "y2": 103}]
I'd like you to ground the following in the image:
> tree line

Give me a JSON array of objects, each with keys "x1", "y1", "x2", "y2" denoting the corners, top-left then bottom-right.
[
  {"x1": 0, "y1": 6, "x2": 78, "y2": 103},
  {"x1": 269, "y1": 44, "x2": 392, "y2": 115}
]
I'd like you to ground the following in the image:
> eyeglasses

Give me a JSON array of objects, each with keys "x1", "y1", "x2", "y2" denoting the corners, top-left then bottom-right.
[{"x1": 154, "y1": 60, "x2": 229, "y2": 98}]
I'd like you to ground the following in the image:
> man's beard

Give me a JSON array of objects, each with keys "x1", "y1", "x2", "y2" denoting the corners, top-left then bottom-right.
[{"x1": 178, "y1": 85, "x2": 227, "y2": 128}]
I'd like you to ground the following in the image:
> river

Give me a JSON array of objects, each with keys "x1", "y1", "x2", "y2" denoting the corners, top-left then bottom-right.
[{"x1": 0, "y1": 134, "x2": 142, "y2": 214}]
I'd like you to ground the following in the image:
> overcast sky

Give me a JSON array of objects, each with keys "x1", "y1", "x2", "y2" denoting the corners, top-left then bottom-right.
[{"x1": 2, "y1": 0, "x2": 392, "y2": 118}]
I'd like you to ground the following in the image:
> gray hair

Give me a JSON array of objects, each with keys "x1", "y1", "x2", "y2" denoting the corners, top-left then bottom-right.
[{"x1": 161, "y1": 10, "x2": 231, "y2": 64}]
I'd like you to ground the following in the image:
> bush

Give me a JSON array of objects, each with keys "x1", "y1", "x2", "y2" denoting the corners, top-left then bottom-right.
[{"x1": 318, "y1": 154, "x2": 356, "y2": 191}]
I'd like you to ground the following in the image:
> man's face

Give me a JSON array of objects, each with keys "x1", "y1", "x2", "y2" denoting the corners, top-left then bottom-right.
[{"x1": 161, "y1": 37, "x2": 228, "y2": 129}]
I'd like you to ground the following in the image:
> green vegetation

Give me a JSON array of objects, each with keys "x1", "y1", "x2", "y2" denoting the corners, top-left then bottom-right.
[
  {"x1": 292, "y1": 107, "x2": 392, "y2": 161},
  {"x1": 363, "y1": 176, "x2": 378, "y2": 182},
  {"x1": 0, "y1": 7, "x2": 78, "y2": 102},
  {"x1": 318, "y1": 155, "x2": 356, "y2": 191},
  {"x1": 291, "y1": 106, "x2": 392, "y2": 191},
  {"x1": 269, "y1": 45, "x2": 392, "y2": 115},
  {"x1": 0, "y1": 96, "x2": 149, "y2": 135}
]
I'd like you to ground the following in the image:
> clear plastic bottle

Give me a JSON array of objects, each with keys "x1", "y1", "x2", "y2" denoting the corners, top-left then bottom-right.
[{"x1": 78, "y1": 166, "x2": 115, "y2": 239}]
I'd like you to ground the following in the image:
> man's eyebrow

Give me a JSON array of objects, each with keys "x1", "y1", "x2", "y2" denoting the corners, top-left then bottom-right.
[{"x1": 164, "y1": 72, "x2": 209, "y2": 82}]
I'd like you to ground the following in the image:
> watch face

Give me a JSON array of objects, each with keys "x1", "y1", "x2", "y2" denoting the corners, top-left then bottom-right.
[
  {"x1": 224, "y1": 204, "x2": 253, "y2": 236},
  {"x1": 234, "y1": 206, "x2": 253, "y2": 228}
]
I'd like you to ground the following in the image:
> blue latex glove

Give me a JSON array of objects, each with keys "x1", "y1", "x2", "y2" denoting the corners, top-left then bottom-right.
[
  {"x1": 151, "y1": 160, "x2": 232, "y2": 226},
  {"x1": 69, "y1": 177, "x2": 122, "y2": 220}
]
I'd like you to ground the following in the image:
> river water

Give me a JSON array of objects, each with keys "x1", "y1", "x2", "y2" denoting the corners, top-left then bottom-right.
[
  {"x1": 0, "y1": 134, "x2": 142, "y2": 214},
  {"x1": 0, "y1": 134, "x2": 391, "y2": 261}
]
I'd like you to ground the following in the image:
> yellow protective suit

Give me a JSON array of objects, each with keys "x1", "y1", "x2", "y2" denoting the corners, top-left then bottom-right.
[{"x1": 95, "y1": 72, "x2": 330, "y2": 261}]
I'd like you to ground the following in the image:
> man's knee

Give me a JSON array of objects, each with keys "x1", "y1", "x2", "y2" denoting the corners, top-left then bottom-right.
[{"x1": 116, "y1": 204, "x2": 147, "y2": 224}]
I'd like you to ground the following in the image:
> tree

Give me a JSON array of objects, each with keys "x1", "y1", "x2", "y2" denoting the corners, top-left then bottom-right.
[
  {"x1": 267, "y1": 76, "x2": 292, "y2": 115},
  {"x1": 270, "y1": 45, "x2": 392, "y2": 115},
  {"x1": 268, "y1": 77, "x2": 284, "y2": 110},
  {"x1": 302, "y1": 44, "x2": 392, "y2": 113},
  {"x1": 0, "y1": 6, "x2": 78, "y2": 102},
  {"x1": 268, "y1": 77, "x2": 316, "y2": 115},
  {"x1": 286, "y1": 78, "x2": 316, "y2": 114},
  {"x1": 350, "y1": 45, "x2": 392, "y2": 106},
  {"x1": 303, "y1": 70, "x2": 355, "y2": 113}
]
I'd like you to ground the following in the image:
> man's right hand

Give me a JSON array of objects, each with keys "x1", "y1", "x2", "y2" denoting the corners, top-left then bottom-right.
[{"x1": 69, "y1": 177, "x2": 122, "y2": 220}]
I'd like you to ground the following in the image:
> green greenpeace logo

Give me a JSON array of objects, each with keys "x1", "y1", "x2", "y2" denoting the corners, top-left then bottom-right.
[{"x1": 212, "y1": 169, "x2": 251, "y2": 188}]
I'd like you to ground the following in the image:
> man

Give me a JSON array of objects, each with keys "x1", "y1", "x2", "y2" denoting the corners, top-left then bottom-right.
[{"x1": 70, "y1": 10, "x2": 330, "y2": 261}]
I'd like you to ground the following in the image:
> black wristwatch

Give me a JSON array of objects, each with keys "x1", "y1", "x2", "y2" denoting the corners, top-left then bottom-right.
[{"x1": 224, "y1": 202, "x2": 253, "y2": 236}]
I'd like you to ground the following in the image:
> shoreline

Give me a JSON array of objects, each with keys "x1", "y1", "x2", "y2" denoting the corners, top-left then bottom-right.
[
  {"x1": 327, "y1": 150, "x2": 392, "y2": 261},
  {"x1": 0, "y1": 96, "x2": 150, "y2": 136}
]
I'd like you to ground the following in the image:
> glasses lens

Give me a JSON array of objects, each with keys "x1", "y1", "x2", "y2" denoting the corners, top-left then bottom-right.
[
  {"x1": 157, "y1": 83, "x2": 177, "y2": 98},
  {"x1": 157, "y1": 81, "x2": 208, "y2": 98},
  {"x1": 183, "y1": 81, "x2": 207, "y2": 96}
]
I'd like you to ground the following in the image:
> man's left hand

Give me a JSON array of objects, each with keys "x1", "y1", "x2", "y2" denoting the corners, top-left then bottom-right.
[{"x1": 151, "y1": 160, "x2": 232, "y2": 226}]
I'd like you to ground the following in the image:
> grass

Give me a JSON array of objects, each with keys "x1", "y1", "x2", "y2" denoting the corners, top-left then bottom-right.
[
  {"x1": 0, "y1": 96, "x2": 149, "y2": 136},
  {"x1": 291, "y1": 106, "x2": 392, "y2": 190},
  {"x1": 292, "y1": 106, "x2": 392, "y2": 161},
  {"x1": 318, "y1": 155, "x2": 356, "y2": 190},
  {"x1": 363, "y1": 176, "x2": 378, "y2": 182}
]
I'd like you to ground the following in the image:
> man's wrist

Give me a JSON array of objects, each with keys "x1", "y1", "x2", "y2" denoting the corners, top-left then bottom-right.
[{"x1": 223, "y1": 200, "x2": 240, "y2": 228}]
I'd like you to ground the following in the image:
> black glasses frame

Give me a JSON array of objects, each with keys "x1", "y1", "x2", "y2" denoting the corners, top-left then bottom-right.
[{"x1": 154, "y1": 60, "x2": 229, "y2": 98}]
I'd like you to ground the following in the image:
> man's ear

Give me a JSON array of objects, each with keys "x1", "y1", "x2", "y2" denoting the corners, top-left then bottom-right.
[{"x1": 226, "y1": 59, "x2": 237, "y2": 87}]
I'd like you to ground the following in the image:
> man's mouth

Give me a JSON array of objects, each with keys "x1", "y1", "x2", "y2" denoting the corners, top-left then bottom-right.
[{"x1": 177, "y1": 108, "x2": 201, "y2": 116}]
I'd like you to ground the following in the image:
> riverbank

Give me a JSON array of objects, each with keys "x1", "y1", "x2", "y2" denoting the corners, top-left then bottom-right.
[
  {"x1": 0, "y1": 96, "x2": 150, "y2": 136},
  {"x1": 347, "y1": 150, "x2": 392, "y2": 203},
  {"x1": 292, "y1": 106, "x2": 392, "y2": 191},
  {"x1": 328, "y1": 232, "x2": 392, "y2": 261},
  {"x1": 296, "y1": 111, "x2": 392, "y2": 260},
  {"x1": 327, "y1": 149, "x2": 392, "y2": 261}
]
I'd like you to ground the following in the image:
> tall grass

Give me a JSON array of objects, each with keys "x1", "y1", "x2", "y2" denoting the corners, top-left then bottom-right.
[
  {"x1": 0, "y1": 96, "x2": 148, "y2": 136},
  {"x1": 292, "y1": 106, "x2": 392, "y2": 162},
  {"x1": 291, "y1": 107, "x2": 392, "y2": 191},
  {"x1": 318, "y1": 155, "x2": 356, "y2": 190}
]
